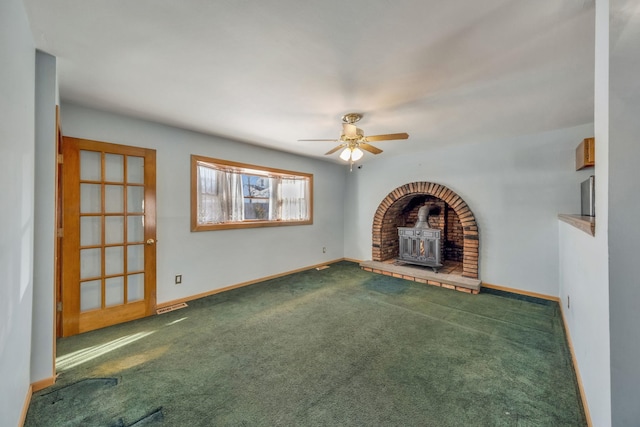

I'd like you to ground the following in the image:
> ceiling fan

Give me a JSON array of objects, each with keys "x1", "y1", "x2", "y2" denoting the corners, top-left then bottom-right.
[{"x1": 299, "y1": 113, "x2": 409, "y2": 170}]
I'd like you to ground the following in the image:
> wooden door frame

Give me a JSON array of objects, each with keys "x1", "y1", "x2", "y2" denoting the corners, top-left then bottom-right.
[{"x1": 55, "y1": 107, "x2": 63, "y2": 338}]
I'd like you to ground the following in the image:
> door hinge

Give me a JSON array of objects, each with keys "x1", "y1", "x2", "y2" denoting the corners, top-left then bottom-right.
[
  {"x1": 57, "y1": 154, "x2": 63, "y2": 164},
  {"x1": 57, "y1": 228, "x2": 63, "y2": 237},
  {"x1": 57, "y1": 301, "x2": 62, "y2": 312}
]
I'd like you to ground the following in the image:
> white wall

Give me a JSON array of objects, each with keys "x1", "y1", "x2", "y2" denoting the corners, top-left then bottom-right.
[
  {"x1": 558, "y1": 222, "x2": 610, "y2": 426},
  {"x1": 345, "y1": 124, "x2": 593, "y2": 296},
  {"x1": 0, "y1": 0, "x2": 35, "y2": 424},
  {"x1": 609, "y1": 0, "x2": 640, "y2": 424},
  {"x1": 32, "y1": 50, "x2": 57, "y2": 385},
  {"x1": 558, "y1": 1, "x2": 611, "y2": 425},
  {"x1": 60, "y1": 103, "x2": 347, "y2": 304}
]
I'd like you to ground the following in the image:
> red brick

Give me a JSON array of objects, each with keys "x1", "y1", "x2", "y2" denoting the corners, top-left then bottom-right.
[
  {"x1": 453, "y1": 200, "x2": 467, "y2": 210},
  {"x1": 426, "y1": 183, "x2": 435, "y2": 194}
]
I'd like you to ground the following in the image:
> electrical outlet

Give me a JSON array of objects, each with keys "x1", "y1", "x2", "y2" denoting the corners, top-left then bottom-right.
[
  {"x1": 322, "y1": 247, "x2": 326, "y2": 253},
  {"x1": 175, "y1": 275, "x2": 182, "y2": 285}
]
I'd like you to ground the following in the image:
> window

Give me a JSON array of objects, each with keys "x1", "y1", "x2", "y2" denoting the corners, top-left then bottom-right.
[{"x1": 191, "y1": 155, "x2": 313, "y2": 231}]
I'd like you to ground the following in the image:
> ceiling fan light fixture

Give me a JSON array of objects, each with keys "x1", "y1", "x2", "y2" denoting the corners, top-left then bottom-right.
[
  {"x1": 299, "y1": 112, "x2": 409, "y2": 167},
  {"x1": 339, "y1": 146, "x2": 364, "y2": 162}
]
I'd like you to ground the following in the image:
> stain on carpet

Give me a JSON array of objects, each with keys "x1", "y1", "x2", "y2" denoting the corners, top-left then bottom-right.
[
  {"x1": 39, "y1": 377, "x2": 118, "y2": 405},
  {"x1": 114, "y1": 407, "x2": 164, "y2": 426}
]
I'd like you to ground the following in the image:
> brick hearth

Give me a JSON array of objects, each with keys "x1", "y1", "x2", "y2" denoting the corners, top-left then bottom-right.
[{"x1": 360, "y1": 260, "x2": 481, "y2": 294}]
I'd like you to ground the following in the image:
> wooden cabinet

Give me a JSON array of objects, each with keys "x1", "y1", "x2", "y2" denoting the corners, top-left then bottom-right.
[{"x1": 576, "y1": 137, "x2": 595, "y2": 170}]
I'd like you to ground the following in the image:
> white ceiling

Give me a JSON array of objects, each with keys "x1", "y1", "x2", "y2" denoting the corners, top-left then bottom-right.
[{"x1": 23, "y1": 0, "x2": 595, "y2": 163}]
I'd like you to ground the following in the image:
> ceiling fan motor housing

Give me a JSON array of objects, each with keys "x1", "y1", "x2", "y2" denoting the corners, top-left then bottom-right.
[{"x1": 341, "y1": 113, "x2": 362, "y2": 124}]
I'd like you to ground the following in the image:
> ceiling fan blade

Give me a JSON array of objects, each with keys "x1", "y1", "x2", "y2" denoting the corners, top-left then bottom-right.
[
  {"x1": 298, "y1": 139, "x2": 339, "y2": 142},
  {"x1": 359, "y1": 143, "x2": 383, "y2": 154},
  {"x1": 343, "y1": 123, "x2": 359, "y2": 138},
  {"x1": 325, "y1": 144, "x2": 345, "y2": 155},
  {"x1": 364, "y1": 132, "x2": 409, "y2": 142}
]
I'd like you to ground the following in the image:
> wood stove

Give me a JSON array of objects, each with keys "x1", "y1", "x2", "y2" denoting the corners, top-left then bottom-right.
[{"x1": 397, "y1": 205, "x2": 442, "y2": 272}]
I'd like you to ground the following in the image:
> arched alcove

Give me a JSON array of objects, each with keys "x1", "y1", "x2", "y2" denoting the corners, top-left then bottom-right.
[{"x1": 372, "y1": 182, "x2": 479, "y2": 279}]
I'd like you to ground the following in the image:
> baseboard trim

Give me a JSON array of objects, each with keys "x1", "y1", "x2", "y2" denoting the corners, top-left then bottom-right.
[
  {"x1": 20, "y1": 385, "x2": 33, "y2": 427},
  {"x1": 559, "y1": 305, "x2": 593, "y2": 427},
  {"x1": 31, "y1": 376, "x2": 56, "y2": 393},
  {"x1": 481, "y1": 282, "x2": 559, "y2": 302},
  {"x1": 157, "y1": 258, "x2": 349, "y2": 309}
]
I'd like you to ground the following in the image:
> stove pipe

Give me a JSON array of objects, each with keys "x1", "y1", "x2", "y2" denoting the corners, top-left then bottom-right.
[{"x1": 414, "y1": 205, "x2": 431, "y2": 229}]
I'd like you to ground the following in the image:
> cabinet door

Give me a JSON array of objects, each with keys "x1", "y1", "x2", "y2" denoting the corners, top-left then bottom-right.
[{"x1": 576, "y1": 137, "x2": 595, "y2": 170}]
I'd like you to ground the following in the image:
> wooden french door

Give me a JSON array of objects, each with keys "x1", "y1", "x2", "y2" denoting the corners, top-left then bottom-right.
[{"x1": 60, "y1": 137, "x2": 157, "y2": 337}]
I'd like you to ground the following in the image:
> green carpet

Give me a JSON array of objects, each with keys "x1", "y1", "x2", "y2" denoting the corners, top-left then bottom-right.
[{"x1": 26, "y1": 261, "x2": 586, "y2": 426}]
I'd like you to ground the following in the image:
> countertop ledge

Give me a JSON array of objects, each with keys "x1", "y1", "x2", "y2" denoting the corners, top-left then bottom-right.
[{"x1": 558, "y1": 214, "x2": 595, "y2": 236}]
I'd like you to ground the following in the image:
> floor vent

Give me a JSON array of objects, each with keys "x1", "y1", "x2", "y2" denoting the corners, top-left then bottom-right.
[{"x1": 156, "y1": 302, "x2": 188, "y2": 315}]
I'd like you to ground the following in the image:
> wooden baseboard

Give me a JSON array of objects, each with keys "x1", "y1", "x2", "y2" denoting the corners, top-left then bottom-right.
[
  {"x1": 157, "y1": 258, "x2": 348, "y2": 310},
  {"x1": 559, "y1": 305, "x2": 593, "y2": 427},
  {"x1": 32, "y1": 376, "x2": 56, "y2": 393},
  {"x1": 19, "y1": 385, "x2": 33, "y2": 427},
  {"x1": 481, "y1": 282, "x2": 560, "y2": 302}
]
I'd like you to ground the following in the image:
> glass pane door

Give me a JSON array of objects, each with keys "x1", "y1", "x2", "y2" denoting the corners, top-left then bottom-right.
[{"x1": 78, "y1": 150, "x2": 146, "y2": 312}]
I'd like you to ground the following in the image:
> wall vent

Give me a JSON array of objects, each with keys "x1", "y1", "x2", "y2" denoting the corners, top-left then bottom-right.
[{"x1": 156, "y1": 302, "x2": 188, "y2": 315}]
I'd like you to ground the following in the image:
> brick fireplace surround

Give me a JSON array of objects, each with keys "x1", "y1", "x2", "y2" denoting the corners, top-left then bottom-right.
[{"x1": 370, "y1": 182, "x2": 479, "y2": 280}]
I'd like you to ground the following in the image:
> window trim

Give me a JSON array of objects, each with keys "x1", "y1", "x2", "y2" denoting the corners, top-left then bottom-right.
[{"x1": 190, "y1": 155, "x2": 313, "y2": 231}]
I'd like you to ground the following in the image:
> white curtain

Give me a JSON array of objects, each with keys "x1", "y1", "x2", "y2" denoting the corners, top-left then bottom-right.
[
  {"x1": 279, "y1": 178, "x2": 309, "y2": 221},
  {"x1": 197, "y1": 164, "x2": 244, "y2": 224},
  {"x1": 226, "y1": 172, "x2": 244, "y2": 221},
  {"x1": 268, "y1": 177, "x2": 280, "y2": 221}
]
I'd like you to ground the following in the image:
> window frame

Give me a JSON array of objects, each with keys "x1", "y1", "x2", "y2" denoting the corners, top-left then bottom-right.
[{"x1": 190, "y1": 155, "x2": 313, "y2": 231}]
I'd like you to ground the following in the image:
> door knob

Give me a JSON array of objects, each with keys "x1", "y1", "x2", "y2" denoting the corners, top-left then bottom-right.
[{"x1": 146, "y1": 238, "x2": 156, "y2": 245}]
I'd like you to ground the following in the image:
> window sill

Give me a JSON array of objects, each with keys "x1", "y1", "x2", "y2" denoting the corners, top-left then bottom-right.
[
  {"x1": 192, "y1": 219, "x2": 313, "y2": 231},
  {"x1": 558, "y1": 214, "x2": 595, "y2": 236}
]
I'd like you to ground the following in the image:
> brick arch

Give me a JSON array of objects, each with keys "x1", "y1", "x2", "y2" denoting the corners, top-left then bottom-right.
[{"x1": 372, "y1": 182, "x2": 479, "y2": 279}]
